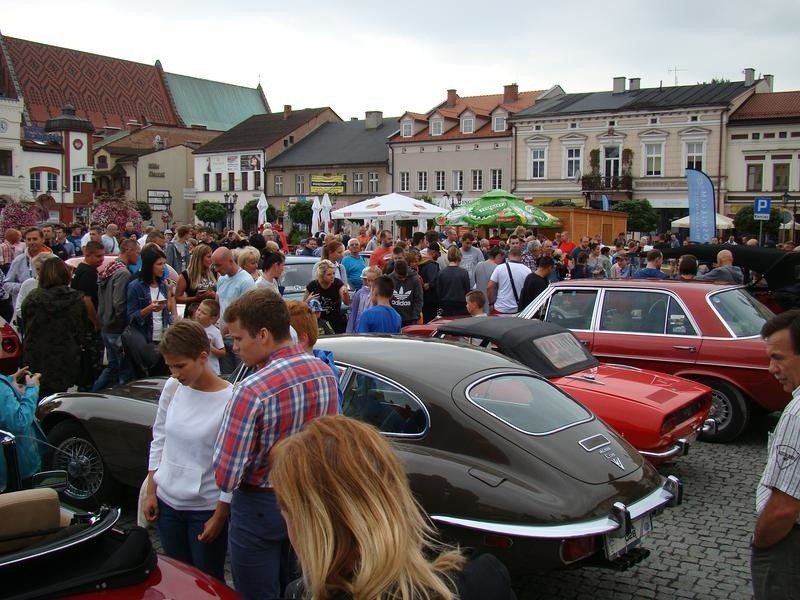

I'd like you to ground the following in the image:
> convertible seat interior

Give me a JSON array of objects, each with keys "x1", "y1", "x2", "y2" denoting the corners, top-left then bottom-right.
[{"x1": 0, "y1": 488, "x2": 69, "y2": 553}]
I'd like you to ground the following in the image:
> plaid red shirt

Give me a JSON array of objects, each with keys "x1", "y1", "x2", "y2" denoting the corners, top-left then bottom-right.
[{"x1": 213, "y1": 343, "x2": 338, "y2": 492}]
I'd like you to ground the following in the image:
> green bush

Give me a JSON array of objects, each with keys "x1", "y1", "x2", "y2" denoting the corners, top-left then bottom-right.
[{"x1": 195, "y1": 200, "x2": 227, "y2": 224}]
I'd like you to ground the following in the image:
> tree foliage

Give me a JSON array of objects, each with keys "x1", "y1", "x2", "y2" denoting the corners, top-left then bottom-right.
[
  {"x1": 541, "y1": 199, "x2": 577, "y2": 207},
  {"x1": 240, "y1": 199, "x2": 277, "y2": 231},
  {"x1": 611, "y1": 199, "x2": 658, "y2": 233},
  {"x1": 135, "y1": 201, "x2": 152, "y2": 221},
  {"x1": 733, "y1": 205, "x2": 781, "y2": 237},
  {"x1": 287, "y1": 201, "x2": 313, "y2": 228},
  {"x1": 194, "y1": 200, "x2": 227, "y2": 224}
]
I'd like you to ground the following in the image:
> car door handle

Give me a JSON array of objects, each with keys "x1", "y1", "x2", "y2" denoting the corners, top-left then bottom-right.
[
  {"x1": 672, "y1": 345, "x2": 696, "y2": 352},
  {"x1": 579, "y1": 340, "x2": 590, "y2": 346}
]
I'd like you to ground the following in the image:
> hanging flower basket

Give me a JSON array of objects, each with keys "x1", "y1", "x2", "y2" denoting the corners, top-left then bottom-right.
[
  {"x1": 90, "y1": 199, "x2": 143, "y2": 234},
  {"x1": 0, "y1": 200, "x2": 49, "y2": 237}
]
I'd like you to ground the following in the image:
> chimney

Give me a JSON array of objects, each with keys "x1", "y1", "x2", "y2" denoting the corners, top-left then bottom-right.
[
  {"x1": 503, "y1": 83, "x2": 519, "y2": 104},
  {"x1": 283, "y1": 104, "x2": 292, "y2": 119},
  {"x1": 365, "y1": 111, "x2": 383, "y2": 129},
  {"x1": 446, "y1": 89, "x2": 458, "y2": 108},
  {"x1": 764, "y1": 74, "x2": 774, "y2": 91},
  {"x1": 613, "y1": 76, "x2": 626, "y2": 94},
  {"x1": 744, "y1": 68, "x2": 755, "y2": 86},
  {"x1": 629, "y1": 77, "x2": 641, "y2": 91}
]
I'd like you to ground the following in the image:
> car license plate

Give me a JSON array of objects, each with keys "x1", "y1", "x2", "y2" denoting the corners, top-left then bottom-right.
[{"x1": 604, "y1": 514, "x2": 652, "y2": 560}]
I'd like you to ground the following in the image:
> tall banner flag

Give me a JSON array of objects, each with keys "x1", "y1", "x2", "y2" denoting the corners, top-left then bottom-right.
[
  {"x1": 601, "y1": 194, "x2": 609, "y2": 211},
  {"x1": 686, "y1": 168, "x2": 716, "y2": 243}
]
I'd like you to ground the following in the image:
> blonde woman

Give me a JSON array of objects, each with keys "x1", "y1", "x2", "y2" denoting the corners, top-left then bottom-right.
[
  {"x1": 303, "y1": 259, "x2": 350, "y2": 334},
  {"x1": 175, "y1": 243, "x2": 217, "y2": 318},
  {"x1": 271, "y1": 415, "x2": 515, "y2": 600},
  {"x1": 318, "y1": 239, "x2": 348, "y2": 288},
  {"x1": 237, "y1": 246, "x2": 261, "y2": 282}
]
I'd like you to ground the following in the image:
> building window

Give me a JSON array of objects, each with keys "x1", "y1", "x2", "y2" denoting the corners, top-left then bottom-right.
[
  {"x1": 752, "y1": 132, "x2": 761, "y2": 140},
  {"x1": 434, "y1": 170, "x2": 446, "y2": 192},
  {"x1": 122, "y1": 176, "x2": 130, "y2": 190},
  {"x1": 254, "y1": 171, "x2": 261, "y2": 190},
  {"x1": 686, "y1": 141, "x2": 704, "y2": 171},
  {"x1": 430, "y1": 119, "x2": 443, "y2": 136},
  {"x1": 461, "y1": 117, "x2": 474, "y2": 134},
  {"x1": 241, "y1": 172, "x2": 249, "y2": 191},
  {"x1": 400, "y1": 172, "x2": 410, "y2": 192},
  {"x1": 274, "y1": 175, "x2": 283, "y2": 195},
  {"x1": 644, "y1": 143, "x2": 663, "y2": 176},
  {"x1": 417, "y1": 171, "x2": 428, "y2": 192},
  {"x1": 472, "y1": 169, "x2": 483, "y2": 191},
  {"x1": 650, "y1": 117, "x2": 658, "y2": 125},
  {"x1": 746, "y1": 164, "x2": 763, "y2": 191},
  {"x1": 608, "y1": 120, "x2": 616, "y2": 127},
  {"x1": 228, "y1": 172, "x2": 235, "y2": 191},
  {"x1": 353, "y1": 172, "x2": 364, "y2": 193},
  {"x1": 764, "y1": 133, "x2": 775, "y2": 139},
  {"x1": 368, "y1": 172, "x2": 379, "y2": 193},
  {"x1": 731, "y1": 134, "x2": 748, "y2": 140},
  {"x1": 0, "y1": 150, "x2": 11, "y2": 176},
  {"x1": 401, "y1": 121, "x2": 413, "y2": 137},
  {"x1": 604, "y1": 146, "x2": 620, "y2": 177},
  {"x1": 690, "y1": 116, "x2": 698, "y2": 122},
  {"x1": 96, "y1": 155, "x2": 108, "y2": 169},
  {"x1": 493, "y1": 115, "x2": 507, "y2": 132},
  {"x1": 773, "y1": 163, "x2": 790, "y2": 191},
  {"x1": 779, "y1": 131, "x2": 788, "y2": 139},
  {"x1": 295, "y1": 174, "x2": 305, "y2": 195},
  {"x1": 215, "y1": 173, "x2": 222, "y2": 190},
  {"x1": 29, "y1": 172, "x2": 41, "y2": 192},
  {"x1": 570, "y1": 122, "x2": 577, "y2": 129},
  {"x1": 72, "y1": 173, "x2": 86, "y2": 192},
  {"x1": 452, "y1": 170, "x2": 464, "y2": 191},
  {"x1": 47, "y1": 172, "x2": 58, "y2": 192},
  {"x1": 530, "y1": 148, "x2": 546, "y2": 179},
  {"x1": 491, "y1": 169, "x2": 502, "y2": 190},
  {"x1": 203, "y1": 173, "x2": 210, "y2": 191},
  {"x1": 566, "y1": 147, "x2": 581, "y2": 179}
]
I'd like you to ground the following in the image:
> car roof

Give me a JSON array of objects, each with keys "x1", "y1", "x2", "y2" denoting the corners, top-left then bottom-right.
[
  {"x1": 285, "y1": 255, "x2": 318, "y2": 264},
  {"x1": 547, "y1": 278, "x2": 739, "y2": 292},
  {"x1": 435, "y1": 317, "x2": 599, "y2": 378}
]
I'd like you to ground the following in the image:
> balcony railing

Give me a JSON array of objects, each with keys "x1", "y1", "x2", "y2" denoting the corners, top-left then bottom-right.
[{"x1": 581, "y1": 174, "x2": 633, "y2": 192}]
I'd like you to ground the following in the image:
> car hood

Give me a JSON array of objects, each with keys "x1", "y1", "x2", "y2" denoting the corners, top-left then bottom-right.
[{"x1": 554, "y1": 364, "x2": 710, "y2": 411}]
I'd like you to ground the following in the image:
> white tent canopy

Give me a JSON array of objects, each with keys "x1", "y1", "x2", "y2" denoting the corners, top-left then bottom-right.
[
  {"x1": 331, "y1": 193, "x2": 447, "y2": 220},
  {"x1": 780, "y1": 220, "x2": 800, "y2": 230},
  {"x1": 671, "y1": 213, "x2": 734, "y2": 230}
]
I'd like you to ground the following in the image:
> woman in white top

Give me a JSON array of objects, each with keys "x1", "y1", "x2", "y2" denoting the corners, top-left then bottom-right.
[
  {"x1": 143, "y1": 320, "x2": 233, "y2": 580},
  {"x1": 256, "y1": 249, "x2": 285, "y2": 294}
]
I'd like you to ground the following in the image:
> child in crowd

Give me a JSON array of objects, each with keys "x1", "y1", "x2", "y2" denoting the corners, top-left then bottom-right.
[
  {"x1": 308, "y1": 298, "x2": 335, "y2": 337},
  {"x1": 465, "y1": 290, "x2": 487, "y2": 317},
  {"x1": 357, "y1": 275, "x2": 402, "y2": 334},
  {"x1": 194, "y1": 299, "x2": 226, "y2": 375}
]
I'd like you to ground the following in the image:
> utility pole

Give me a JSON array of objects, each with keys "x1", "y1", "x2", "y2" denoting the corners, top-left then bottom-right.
[{"x1": 668, "y1": 66, "x2": 687, "y2": 86}]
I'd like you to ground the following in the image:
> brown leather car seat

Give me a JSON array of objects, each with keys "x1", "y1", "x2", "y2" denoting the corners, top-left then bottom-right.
[{"x1": 0, "y1": 487, "x2": 63, "y2": 554}]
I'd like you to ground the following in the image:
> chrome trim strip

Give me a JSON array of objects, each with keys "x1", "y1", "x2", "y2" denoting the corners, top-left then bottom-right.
[
  {"x1": 701, "y1": 418, "x2": 717, "y2": 435},
  {"x1": 639, "y1": 440, "x2": 689, "y2": 460},
  {"x1": 431, "y1": 476, "x2": 680, "y2": 539}
]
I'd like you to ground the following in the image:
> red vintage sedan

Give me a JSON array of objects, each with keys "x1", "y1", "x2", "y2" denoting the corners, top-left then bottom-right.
[
  {"x1": 516, "y1": 279, "x2": 788, "y2": 442},
  {"x1": 404, "y1": 317, "x2": 713, "y2": 463}
]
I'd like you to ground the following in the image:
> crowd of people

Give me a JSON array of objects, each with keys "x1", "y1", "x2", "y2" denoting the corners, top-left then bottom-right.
[{"x1": 2, "y1": 216, "x2": 798, "y2": 599}]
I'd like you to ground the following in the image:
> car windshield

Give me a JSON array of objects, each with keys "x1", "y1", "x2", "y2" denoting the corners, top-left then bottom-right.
[
  {"x1": 531, "y1": 332, "x2": 592, "y2": 371},
  {"x1": 280, "y1": 262, "x2": 314, "y2": 294},
  {"x1": 467, "y1": 374, "x2": 592, "y2": 435},
  {"x1": 708, "y1": 288, "x2": 774, "y2": 337}
]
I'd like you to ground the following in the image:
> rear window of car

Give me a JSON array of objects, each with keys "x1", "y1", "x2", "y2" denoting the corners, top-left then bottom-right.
[
  {"x1": 281, "y1": 262, "x2": 314, "y2": 293},
  {"x1": 709, "y1": 288, "x2": 774, "y2": 337},
  {"x1": 532, "y1": 332, "x2": 591, "y2": 370},
  {"x1": 466, "y1": 374, "x2": 592, "y2": 435}
]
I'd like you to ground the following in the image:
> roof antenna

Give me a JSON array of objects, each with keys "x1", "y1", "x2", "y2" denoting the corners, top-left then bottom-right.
[
  {"x1": 258, "y1": 72, "x2": 261, "y2": 86},
  {"x1": 667, "y1": 66, "x2": 687, "y2": 86}
]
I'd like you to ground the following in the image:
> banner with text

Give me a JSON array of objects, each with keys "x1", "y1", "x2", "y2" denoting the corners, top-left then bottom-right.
[
  {"x1": 686, "y1": 168, "x2": 716, "y2": 243},
  {"x1": 310, "y1": 175, "x2": 345, "y2": 194}
]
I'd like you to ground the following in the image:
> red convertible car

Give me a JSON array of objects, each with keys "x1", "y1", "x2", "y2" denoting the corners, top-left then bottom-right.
[
  {"x1": 404, "y1": 317, "x2": 714, "y2": 463},
  {"x1": 516, "y1": 279, "x2": 789, "y2": 442}
]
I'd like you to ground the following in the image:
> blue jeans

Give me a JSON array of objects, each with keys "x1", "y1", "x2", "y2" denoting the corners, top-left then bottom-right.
[
  {"x1": 229, "y1": 489, "x2": 296, "y2": 600},
  {"x1": 156, "y1": 498, "x2": 228, "y2": 581},
  {"x1": 92, "y1": 331, "x2": 134, "y2": 391}
]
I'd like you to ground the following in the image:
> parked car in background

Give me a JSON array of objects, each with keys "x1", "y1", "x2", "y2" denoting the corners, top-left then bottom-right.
[
  {"x1": 38, "y1": 336, "x2": 683, "y2": 574},
  {"x1": 280, "y1": 255, "x2": 318, "y2": 299},
  {"x1": 404, "y1": 317, "x2": 714, "y2": 463},
  {"x1": 517, "y1": 279, "x2": 788, "y2": 442}
]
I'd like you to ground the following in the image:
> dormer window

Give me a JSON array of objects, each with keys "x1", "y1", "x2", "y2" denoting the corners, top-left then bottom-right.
[
  {"x1": 493, "y1": 115, "x2": 507, "y2": 132},
  {"x1": 430, "y1": 119, "x2": 443, "y2": 136},
  {"x1": 461, "y1": 117, "x2": 474, "y2": 134},
  {"x1": 401, "y1": 120, "x2": 413, "y2": 138}
]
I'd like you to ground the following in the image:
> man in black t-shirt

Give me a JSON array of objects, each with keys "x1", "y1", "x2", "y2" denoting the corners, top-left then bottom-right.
[
  {"x1": 519, "y1": 256, "x2": 555, "y2": 312},
  {"x1": 71, "y1": 241, "x2": 105, "y2": 390}
]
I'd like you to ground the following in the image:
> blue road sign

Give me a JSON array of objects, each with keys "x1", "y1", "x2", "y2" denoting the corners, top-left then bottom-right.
[{"x1": 754, "y1": 197, "x2": 771, "y2": 220}]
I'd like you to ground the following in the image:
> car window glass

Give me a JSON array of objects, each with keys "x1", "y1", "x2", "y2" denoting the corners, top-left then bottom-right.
[
  {"x1": 544, "y1": 290, "x2": 598, "y2": 330},
  {"x1": 532, "y1": 332, "x2": 592, "y2": 370},
  {"x1": 666, "y1": 297, "x2": 697, "y2": 336},
  {"x1": 467, "y1": 374, "x2": 591, "y2": 435},
  {"x1": 709, "y1": 289, "x2": 773, "y2": 337},
  {"x1": 599, "y1": 290, "x2": 668, "y2": 334},
  {"x1": 280, "y1": 262, "x2": 314, "y2": 294},
  {"x1": 342, "y1": 371, "x2": 427, "y2": 435}
]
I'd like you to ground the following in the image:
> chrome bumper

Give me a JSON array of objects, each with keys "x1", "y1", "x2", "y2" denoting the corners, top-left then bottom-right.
[
  {"x1": 701, "y1": 418, "x2": 717, "y2": 436},
  {"x1": 431, "y1": 475, "x2": 682, "y2": 539}
]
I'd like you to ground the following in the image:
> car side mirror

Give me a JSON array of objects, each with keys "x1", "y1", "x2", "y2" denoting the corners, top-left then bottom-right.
[{"x1": 30, "y1": 470, "x2": 68, "y2": 492}]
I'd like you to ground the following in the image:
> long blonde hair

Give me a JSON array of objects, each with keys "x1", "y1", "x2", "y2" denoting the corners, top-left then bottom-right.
[
  {"x1": 270, "y1": 416, "x2": 464, "y2": 600},
  {"x1": 186, "y1": 243, "x2": 217, "y2": 290}
]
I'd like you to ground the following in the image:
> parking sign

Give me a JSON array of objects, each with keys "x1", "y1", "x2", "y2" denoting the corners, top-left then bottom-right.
[{"x1": 754, "y1": 197, "x2": 771, "y2": 220}]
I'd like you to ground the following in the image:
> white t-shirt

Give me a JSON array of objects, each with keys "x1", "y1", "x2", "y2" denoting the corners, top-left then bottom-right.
[
  {"x1": 149, "y1": 287, "x2": 165, "y2": 341},
  {"x1": 204, "y1": 324, "x2": 224, "y2": 375},
  {"x1": 489, "y1": 260, "x2": 531, "y2": 314}
]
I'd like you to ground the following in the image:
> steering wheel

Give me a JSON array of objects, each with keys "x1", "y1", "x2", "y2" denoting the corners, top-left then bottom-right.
[{"x1": 548, "y1": 308, "x2": 567, "y2": 322}]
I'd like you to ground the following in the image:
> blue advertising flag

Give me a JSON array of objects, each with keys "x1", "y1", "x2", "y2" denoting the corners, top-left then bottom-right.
[
  {"x1": 601, "y1": 194, "x2": 609, "y2": 211},
  {"x1": 686, "y1": 168, "x2": 716, "y2": 243}
]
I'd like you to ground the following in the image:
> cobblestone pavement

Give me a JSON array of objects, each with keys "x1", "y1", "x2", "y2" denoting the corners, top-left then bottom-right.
[{"x1": 120, "y1": 413, "x2": 774, "y2": 599}]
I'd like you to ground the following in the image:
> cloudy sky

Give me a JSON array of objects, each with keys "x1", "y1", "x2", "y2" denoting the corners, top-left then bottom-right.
[{"x1": 4, "y1": 0, "x2": 798, "y2": 120}]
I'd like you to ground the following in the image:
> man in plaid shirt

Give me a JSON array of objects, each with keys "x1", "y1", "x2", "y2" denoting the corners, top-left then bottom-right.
[{"x1": 213, "y1": 288, "x2": 338, "y2": 600}]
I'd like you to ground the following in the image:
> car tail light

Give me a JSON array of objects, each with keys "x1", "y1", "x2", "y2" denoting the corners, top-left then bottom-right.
[
  {"x1": 482, "y1": 534, "x2": 514, "y2": 550},
  {"x1": 660, "y1": 396, "x2": 709, "y2": 435},
  {"x1": 560, "y1": 536, "x2": 597, "y2": 564}
]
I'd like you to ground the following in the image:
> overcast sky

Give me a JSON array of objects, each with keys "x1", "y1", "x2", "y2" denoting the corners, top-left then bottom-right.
[{"x1": 4, "y1": 0, "x2": 799, "y2": 120}]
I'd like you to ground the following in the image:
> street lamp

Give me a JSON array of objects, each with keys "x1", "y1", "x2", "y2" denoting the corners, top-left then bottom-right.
[
  {"x1": 444, "y1": 191, "x2": 463, "y2": 210},
  {"x1": 223, "y1": 192, "x2": 238, "y2": 231},
  {"x1": 782, "y1": 191, "x2": 797, "y2": 245}
]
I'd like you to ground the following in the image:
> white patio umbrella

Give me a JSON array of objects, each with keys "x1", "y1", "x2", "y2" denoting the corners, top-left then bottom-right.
[
  {"x1": 256, "y1": 192, "x2": 269, "y2": 228},
  {"x1": 310, "y1": 196, "x2": 322, "y2": 234},
  {"x1": 671, "y1": 213, "x2": 734, "y2": 230},
  {"x1": 780, "y1": 220, "x2": 800, "y2": 230},
  {"x1": 320, "y1": 193, "x2": 333, "y2": 233}
]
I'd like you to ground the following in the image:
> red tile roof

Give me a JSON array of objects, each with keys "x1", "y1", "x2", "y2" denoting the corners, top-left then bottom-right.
[
  {"x1": 2, "y1": 36, "x2": 181, "y2": 130},
  {"x1": 730, "y1": 91, "x2": 800, "y2": 121},
  {"x1": 100, "y1": 125, "x2": 223, "y2": 156}
]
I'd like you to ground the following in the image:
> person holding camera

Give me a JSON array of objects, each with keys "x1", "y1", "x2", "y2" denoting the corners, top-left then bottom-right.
[{"x1": 0, "y1": 366, "x2": 42, "y2": 491}]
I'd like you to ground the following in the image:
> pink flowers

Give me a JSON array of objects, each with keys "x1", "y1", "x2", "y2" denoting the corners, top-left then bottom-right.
[
  {"x1": 0, "y1": 200, "x2": 49, "y2": 237},
  {"x1": 90, "y1": 200, "x2": 143, "y2": 234}
]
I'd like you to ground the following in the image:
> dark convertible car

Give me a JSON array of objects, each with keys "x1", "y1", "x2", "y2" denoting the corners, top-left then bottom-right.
[{"x1": 38, "y1": 336, "x2": 682, "y2": 573}]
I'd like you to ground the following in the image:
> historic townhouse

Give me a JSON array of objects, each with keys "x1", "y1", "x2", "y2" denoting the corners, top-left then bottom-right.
[
  {"x1": 388, "y1": 84, "x2": 563, "y2": 207},
  {"x1": 511, "y1": 70, "x2": 772, "y2": 230}
]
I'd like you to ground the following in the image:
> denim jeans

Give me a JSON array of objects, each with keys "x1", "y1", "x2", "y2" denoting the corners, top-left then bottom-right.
[
  {"x1": 92, "y1": 331, "x2": 134, "y2": 391},
  {"x1": 751, "y1": 525, "x2": 800, "y2": 600},
  {"x1": 218, "y1": 336, "x2": 241, "y2": 376},
  {"x1": 229, "y1": 489, "x2": 296, "y2": 600},
  {"x1": 156, "y1": 498, "x2": 228, "y2": 581}
]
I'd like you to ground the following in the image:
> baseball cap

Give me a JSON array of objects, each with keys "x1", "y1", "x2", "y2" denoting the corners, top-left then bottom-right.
[{"x1": 307, "y1": 298, "x2": 323, "y2": 313}]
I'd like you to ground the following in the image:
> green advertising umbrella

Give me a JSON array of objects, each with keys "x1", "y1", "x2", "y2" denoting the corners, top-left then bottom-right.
[{"x1": 445, "y1": 189, "x2": 561, "y2": 228}]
